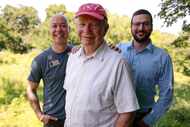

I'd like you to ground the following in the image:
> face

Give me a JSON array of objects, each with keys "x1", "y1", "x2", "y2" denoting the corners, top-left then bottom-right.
[
  {"x1": 75, "y1": 15, "x2": 107, "y2": 49},
  {"x1": 50, "y1": 15, "x2": 69, "y2": 45},
  {"x1": 131, "y1": 14, "x2": 152, "y2": 43}
]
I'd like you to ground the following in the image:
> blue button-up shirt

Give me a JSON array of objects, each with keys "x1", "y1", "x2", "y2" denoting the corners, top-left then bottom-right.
[{"x1": 117, "y1": 41, "x2": 174, "y2": 126}]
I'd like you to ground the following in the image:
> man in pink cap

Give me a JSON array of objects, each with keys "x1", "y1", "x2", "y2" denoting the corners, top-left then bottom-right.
[{"x1": 64, "y1": 3, "x2": 139, "y2": 127}]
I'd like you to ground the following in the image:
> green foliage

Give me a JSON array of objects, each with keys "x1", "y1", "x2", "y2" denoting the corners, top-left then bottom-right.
[
  {"x1": 172, "y1": 48, "x2": 190, "y2": 76},
  {"x1": 0, "y1": 5, "x2": 40, "y2": 53},
  {"x1": 65, "y1": 11, "x2": 80, "y2": 45},
  {"x1": 158, "y1": 0, "x2": 190, "y2": 27},
  {"x1": 155, "y1": 77, "x2": 190, "y2": 127},
  {"x1": 0, "y1": 77, "x2": 25, "y2": 105},
  {"x1": 172, "y1": 32, "x2": 190, "y2": 48},
  {"x1": 158, "y1": 0, "x2": 190, "y2": 44},
  {"x1": 27, "y1": 20, "x2": 52, "y2": 49},
  {"x1": 158, "y1": 0, "x2": 190, "y2": 76},
  {"x1": 151, "y1": 30, "x2": 177, "y2": 46},
  {"x1": 0, "y1": 17, "x2": 29, "y2": 53},
  {"x1": 0, "y1": 96, "x2": 42, "y2": 127},
  {"x1": 2, "y1": 5, "x2": 40, "y2": 35},
  {"x1": 0, "y1": 50, "x2": 43, "y2": 127},
  {"x1": 45, "y1": 4, "x2": 66, "y2": 20},
  {"x1": 106, "y1": 13, "x2": 132, "y2": 44}
]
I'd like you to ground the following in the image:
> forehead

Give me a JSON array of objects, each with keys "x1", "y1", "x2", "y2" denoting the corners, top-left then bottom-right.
[
  {"x1": 51, "y1": 15, "x2": 67, "y2": 24},
  {"x1": 132, "y1": 14, "x2": 151, "y2": 22},
  {"x1": 77, "y1": 15, "x2": 101, "y2": 23}
]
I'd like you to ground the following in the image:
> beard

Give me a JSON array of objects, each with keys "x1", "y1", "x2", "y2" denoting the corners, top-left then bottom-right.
[{"x1": 132, "y1": 31, "x2": 151, "y2": 44}]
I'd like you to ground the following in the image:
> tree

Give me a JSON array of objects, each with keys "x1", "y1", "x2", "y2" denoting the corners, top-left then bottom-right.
[
  {"x1": 45, "y1": 4, "x2": 66, "y2": 20},
  {"x1": 106, "y1": 13, "x2": 132, "y2": 44},
  {"x1": 0, "y1": 17, "x2": 28, "y2": 53},
  {"x1": 2, "y1": 5, "x2": 40, "y2": 35},
  {"x1": 158, "y1": 0, "x2": 190, "y2": 76},
  {"x1": 0, "y1": 5, "x2": 40, "y2": 53},
  {"x1": 158, "y1": 0, "x2": 190, "y2": 45},
  {"x1": 158, "y1": 0, "x2": 190, "y2": 27}
]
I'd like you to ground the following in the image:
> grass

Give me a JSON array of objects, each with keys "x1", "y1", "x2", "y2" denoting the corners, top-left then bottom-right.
[{"x1": 0, "y1": 96, "x2": 42, "y2": 127}]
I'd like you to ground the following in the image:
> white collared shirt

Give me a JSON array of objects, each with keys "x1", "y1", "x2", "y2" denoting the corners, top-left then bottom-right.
[{"x1": 64, "y1": 42, "x2": 139, "y2": 127}]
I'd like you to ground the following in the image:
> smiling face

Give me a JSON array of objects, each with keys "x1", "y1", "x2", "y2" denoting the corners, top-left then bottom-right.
[
  {"x1": 131, "y1": 14, "x2": 152, "y2": 44},
  {"x1": 50, "y1": 15, "x2": 69, "y2": 45},
  {"x1": 75, "y1": 15, "x2": 107, "y2": 49}
]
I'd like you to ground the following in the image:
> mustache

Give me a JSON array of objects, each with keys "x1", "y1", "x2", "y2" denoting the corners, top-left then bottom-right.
[{"x1": 137, "y1": 30, "x2": 145, "y2": 33}]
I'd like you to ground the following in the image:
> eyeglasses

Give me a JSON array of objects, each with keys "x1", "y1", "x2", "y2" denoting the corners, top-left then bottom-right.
[{"x1": 132, "y1": 22, "x2": 151, "y2": 27}]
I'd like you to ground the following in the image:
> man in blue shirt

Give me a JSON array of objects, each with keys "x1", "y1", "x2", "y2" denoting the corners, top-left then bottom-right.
[
  {"x1": 27, "y1": 13, "x2": 71, "y2": 127},
  {"x1": 117, "y1": 9, "x2": 174, "y2": 127}
]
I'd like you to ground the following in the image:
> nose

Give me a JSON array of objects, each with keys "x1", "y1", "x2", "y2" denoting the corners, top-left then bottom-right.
[
  {"x1": 56, "y1": 26, "x2": 62, "y2": 32},
  {"x1": 83, "y1": 24, "x2": 92, "y2": 33},
  {"x1": 138, "y1": 24, "x2": 144, "y2": 30}
]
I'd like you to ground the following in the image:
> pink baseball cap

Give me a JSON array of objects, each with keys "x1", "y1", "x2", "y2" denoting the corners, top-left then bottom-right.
[{"x1": 75, "y1": 3, "x2": 107, "y2": 20}]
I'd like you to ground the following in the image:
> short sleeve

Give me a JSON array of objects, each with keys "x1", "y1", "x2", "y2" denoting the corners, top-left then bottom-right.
[
  {"x1": 114, "y1": 58, "x2": 139, "y2": 113},
  {"x1": 28, "y1": 58, "x2": 42, "y2": 83}
]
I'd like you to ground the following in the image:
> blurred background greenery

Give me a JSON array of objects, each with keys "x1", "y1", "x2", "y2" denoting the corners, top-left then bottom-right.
[{"x1": 0, "y1": 1, "x2": 190, "y2": 127}]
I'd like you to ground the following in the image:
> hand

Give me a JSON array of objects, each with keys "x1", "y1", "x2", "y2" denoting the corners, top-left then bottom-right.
[
  {"x1": 38, "y1": 113, "x2": 58, "y2": 124},
  {"x1": 137, "y1": 120, "x2": 150, "y2": 127},
  {"x1": 108, "y1": 43, "x2": 121, "y2": 53},
  {"x1": 71, "y1": 46, "x2": 80, "y2": 54}
]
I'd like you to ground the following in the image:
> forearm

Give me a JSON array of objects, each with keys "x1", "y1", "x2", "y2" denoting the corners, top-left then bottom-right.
[
  {"x1": 115, "y1": 112, "x2": 135, "y2": 127},
  {"x1": 143, "y1": 87, "x2": 173, "y2": 126},
  {"x1": 26, "y1": 82, "x2": 43, "y2": 120},
  {"x1": 143, "y1": 95, "x2": 173, "y2": 126},
  {"x1": 28, "y1": 92, "x2": 43, "y2": 118}
]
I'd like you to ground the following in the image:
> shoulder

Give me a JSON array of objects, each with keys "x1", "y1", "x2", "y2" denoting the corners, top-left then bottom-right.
[
  {"x1": 152, "y1": 45, "x2": 172, "y2": 65},
  {"x1": 33, "y1": 48, "x2": 51, "y2": 63},
  {"x1": 117, "y1": 42, "x2": 131, "y2": 49},
  {"x1": 66, "y1": 50, "x2": 79, "y2": 66},
  {"x1": 106, "y1": 46, "x2": 129, "y2": 65},
  {"x1": 153, "y1": 45, "x2": 171, "y2": 58}
]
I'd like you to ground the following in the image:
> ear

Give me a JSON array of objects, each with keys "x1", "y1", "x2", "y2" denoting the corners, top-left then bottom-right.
[{"x1": 104, "y1": 23, "x2": 109, "y2": 34}]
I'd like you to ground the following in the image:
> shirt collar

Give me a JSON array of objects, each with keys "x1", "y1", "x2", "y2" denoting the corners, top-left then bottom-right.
[
  {"x1": 127, "y1": 40, "x2": 154, "y2": 53},
  {"x1": 50, "y1": 44, "x2": 71, "y2": 54},
  {"x1": 76, "y1": 41, "x2": 107, "y2": 62}
]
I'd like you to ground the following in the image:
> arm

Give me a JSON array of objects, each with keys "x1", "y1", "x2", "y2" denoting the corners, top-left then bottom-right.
[
  {"x1": 115, "y1": 112, "x2": 135, "y2": 127},
  {"x1": 114, "y1": 59, "x2": 139, "y2": 127},
  {"x1": 143, "y1": 54, "x2": 174, "y2": 126},
  {"x1": 27, "y1": 81, "x2": 57, "y2": 124},
  {"x1": 27, "y1": 81, "x2": 42, "y2": 119}
]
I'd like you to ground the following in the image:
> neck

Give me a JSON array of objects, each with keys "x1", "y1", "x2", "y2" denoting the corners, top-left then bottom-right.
[
  {"x1": 52, "y1": 42, "x2": 67, "y2": 53},
  {"x1": 83, "y1": 45, "x2": 97, "y2": 56},
  {"x1": 133, "y1": 39, "x2": 150, "y2": 52},
  {"x1": 83, "y1": 40, "x2": 104, "y2": 56}
]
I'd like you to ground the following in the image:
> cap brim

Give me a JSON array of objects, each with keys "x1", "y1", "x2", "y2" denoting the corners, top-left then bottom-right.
[{"x1": 75, "y1": 12, "x2": 104, "y2": 20}]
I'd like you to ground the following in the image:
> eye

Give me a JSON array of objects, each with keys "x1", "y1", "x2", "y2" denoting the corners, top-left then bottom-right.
[
  {"x1": 78, "y1": 23, "x2": 85, "y2": 27},
  {"x1": 52, "y1": 24, "x2": 57, "y2": 28},
  {"x1": 60, "y1": 24, "x2": 67, "y2": 28},
  {"x1": 91, "y1": 23, "x2": 99, "y2": 28},
  {"x1": 132, "y1": 22, "x2": 151, "y2": 27},
  {"x1": 143, "y1": 22, "x2": 151, "y2": 26},
  {"x1": 132, "y1": 22, "x2": 140, "y2": 26}
]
